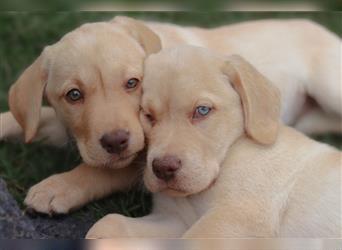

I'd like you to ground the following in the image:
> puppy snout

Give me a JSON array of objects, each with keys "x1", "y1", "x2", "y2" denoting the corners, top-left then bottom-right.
[
  {"x1": 152, "y1": 155, "x2": 181, "y2": 182},
  {"x1": 100, "y1": 129, "x2": 130, "y2": 154}
]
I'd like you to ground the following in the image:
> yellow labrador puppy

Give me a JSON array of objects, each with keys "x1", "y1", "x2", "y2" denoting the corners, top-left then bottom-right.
[
  {"x1": 2, "y1": 17, "x2": 161, "y2": 215},
  {"x1": 1, "y1": 16, "x2": 340, "y2": 215},
  {"x1": 87, "y1": 46, "x2": 341, "y2": 238}
]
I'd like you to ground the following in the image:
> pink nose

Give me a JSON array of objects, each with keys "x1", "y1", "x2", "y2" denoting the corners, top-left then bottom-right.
[
  {"x1": 152, "y1": 155, "x2": 181, "y2": 181},
  {"x1": 100, "y1": 130, "x2": 130, "y2": 154}
]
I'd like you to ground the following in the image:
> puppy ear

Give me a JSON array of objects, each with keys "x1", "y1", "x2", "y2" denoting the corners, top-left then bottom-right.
[
  {"x1": 112, "y1": 16, "x2": 162, "y2": 56},
  {"x1": 9, "y1": 50, "x2": 49, "y2": 143},
  {"x1": 222, "y1": 55, "x2": 281, "y2": 145}
]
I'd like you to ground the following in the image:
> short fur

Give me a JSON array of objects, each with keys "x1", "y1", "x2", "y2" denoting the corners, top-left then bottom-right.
[
  {"x1": 87, "y1": 46, "x2": 341, "y2": 238},
  {"x1": 1, "y1": 17, "x2": 340, "y2": 215}
]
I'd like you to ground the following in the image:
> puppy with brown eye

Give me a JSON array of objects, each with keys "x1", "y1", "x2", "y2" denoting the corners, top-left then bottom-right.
[
  {"x1": 3, "y1": 17, "x2": 158, "y2": 216},
  {"x1": 1, "y1": 16, "x2": 341, "y2": 227},
  {"x1": 87, "y1": 46, "x2": 341, "y2": 239}
]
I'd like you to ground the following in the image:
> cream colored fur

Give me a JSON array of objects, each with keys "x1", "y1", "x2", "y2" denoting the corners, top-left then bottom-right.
[
  {"x1": 87, "y1": 46, "x2": 341, "y2": 238},
  {"x1": 0, "y1": 17, "x2": 340, "y2": 215}
]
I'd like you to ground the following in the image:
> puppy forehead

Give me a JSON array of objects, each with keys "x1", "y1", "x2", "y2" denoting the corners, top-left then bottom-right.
[
  {"x1": 145, "y1": 46, "x2": 223, "y2": 85},
  {"x1": 54, "y1": 23, "x2": 143, "y2": 63},
  {"x1": 47, "y1": 24, "x2": 144, "y2": 86},
  {"x1": 143, "y1": 46, "x2": 225, "y2": 107}
]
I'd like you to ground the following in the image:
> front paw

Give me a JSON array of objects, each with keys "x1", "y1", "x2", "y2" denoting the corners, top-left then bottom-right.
[
  {"x1": 86, "y1": 214, "x2": 131, "y2": 238},
  {"x1": 24, "y1": 174, "x2": 85, "y2": 215}
]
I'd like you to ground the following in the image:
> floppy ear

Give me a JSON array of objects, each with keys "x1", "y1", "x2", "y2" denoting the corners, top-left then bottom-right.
[
  {"x1": 112, "y1": 16, "x2": 162, "y2": 56},
  {"x1": 222, "y1": 55, "x2": 281, "y2": 145},
  {"x1": 9, "y1": 52, "x2": 48, "y2": 143}
]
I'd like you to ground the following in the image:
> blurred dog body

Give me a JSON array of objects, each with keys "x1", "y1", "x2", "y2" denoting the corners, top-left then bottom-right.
[
  {"x1": 87, "y1": 46, "x2": 341, "y2": 238},
  {"x1": 1, "y1": 17, "x2": 340, "y2": 215}
]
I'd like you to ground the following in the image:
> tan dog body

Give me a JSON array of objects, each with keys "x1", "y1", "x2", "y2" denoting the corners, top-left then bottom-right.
[
  {"x1": 87, "y1": 129, "x2": 341, "y2": 238},
  {"x1": 87, "y1": 46, "x2": 341, "y2": 238},
  {"x1": 149, "y1": 19, "x2": 341, "y2": 126},
  {"x1": 1, "y1": 17, "x2": 341, "y2": 216},
  {"x1": 181, "y1": 127, "x2": 341, "y2": 237}
]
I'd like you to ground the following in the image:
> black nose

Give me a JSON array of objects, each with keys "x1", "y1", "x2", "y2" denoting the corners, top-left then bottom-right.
[
  {"x1": 100, "y1": 130, "x2": 130, "y2": 154},
  {"x1": 152, "y1": 155, "x2": 181, "y2": 182}
]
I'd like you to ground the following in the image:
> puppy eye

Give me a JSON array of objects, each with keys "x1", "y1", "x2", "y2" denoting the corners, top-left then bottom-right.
[
  {"x1": 125, "y1": 78, "x2": 140, "y2": 90},
  {"x1": 66, "y1": 89, "x2": 83, "y2": 103},
  {"x1": 193, "y1": 105, "x2": 212, "y2": 119},
  {"x1": 145, "y1": 113, "x2": 155, "y2": 125},
  {"x1": 141, "y1": 108, "x2": 155, "y2": 125}
]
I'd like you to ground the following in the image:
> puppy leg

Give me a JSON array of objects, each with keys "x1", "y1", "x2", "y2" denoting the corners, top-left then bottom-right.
[
  {"x1": 34, "y1": 107, "x2": 69, "y2": 146},
  {"x1": 294, "y1": 108, "x2": 341, "y2": 134},
  {"x1": 0, "y1": 111, "x2": 23, "y2": 141},
  {"x1": 183, "y1": 202, "x2": 278, "y2": 238},
  {"x1": 0, "y1": 107, "x2": 68, "y2": 146},
  {"x1": 24, "y1": 163, "x2": 138, "y2": 215},
  {"x1": 306, "y1": 35, "x2": 341, "y2": 119},
  {"x1": 86, "y1": 211, "x2": 187, "y2": 238}
]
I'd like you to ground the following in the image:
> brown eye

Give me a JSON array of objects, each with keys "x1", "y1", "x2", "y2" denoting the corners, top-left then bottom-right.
[
  {"x1": 140, "y1": 106, "x2": 155, "y2": 126},
  {"x1": 145, "y1": 113, "x2": 155, "y2": 125},
  {"x1": 193, "y1": 106, "x2": 212, "y2": 119},
  {"x1": 66, "y1": 89, "x2": 83, "y2": 103},
  {"x1": 126, "y1": 78, "x2": 139, "y2": 89}
]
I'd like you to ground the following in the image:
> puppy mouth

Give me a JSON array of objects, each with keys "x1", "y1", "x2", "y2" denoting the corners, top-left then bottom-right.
[
  {"x1": 80, "y1": 140, "x2": 140, "y2": 168},
  {"x1": 109, "y1": 152, "x2": 137, "y2": 165},
  {"x1": 118, "y1": 153, "x2": 137, "y2": 162},
  {"x1": 155, "y1": 181, "x2": 189, "y2": 197},
  {"x1": 97, "y1": 152, "x2": 138, "y2": 169},
  {"x1": 156, "y1": 176, "x2": 218, "y2": 197}
]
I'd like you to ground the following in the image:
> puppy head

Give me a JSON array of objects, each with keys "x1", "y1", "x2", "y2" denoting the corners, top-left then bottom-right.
[
  {"x1": 141, "y1": 46, "x2": 280, "y2": 196},
  {"x1": 9, "y1": 16, "x2": 161, "y2": 168}
]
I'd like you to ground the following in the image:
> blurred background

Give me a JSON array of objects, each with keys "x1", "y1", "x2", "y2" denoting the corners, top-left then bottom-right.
[
  {"x1": 0, "y1": 0, "x2": 342, "y2": 10},
  {"x1": 0, "y1": 12, "x2": 341, "y2": 239}
]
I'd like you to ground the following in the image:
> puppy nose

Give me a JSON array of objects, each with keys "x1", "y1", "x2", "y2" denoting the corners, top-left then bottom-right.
[
  {"x1": 152, "y1": 155, "x2": 181, "y2": 182},
  {"x1": 100, "y1": 130, "x2": 130, "y2": 154}
]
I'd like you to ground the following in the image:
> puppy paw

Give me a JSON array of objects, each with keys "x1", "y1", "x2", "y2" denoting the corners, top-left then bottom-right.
[
  {"x1": 86, "y1": 214, "x2": 131, "y2": 238},
  {"x1": 24, "y1": 174, "x2": 85, "y2": 215},
  {"x1": 0, "y1": 111, "x2": 23, "y2": 142}
]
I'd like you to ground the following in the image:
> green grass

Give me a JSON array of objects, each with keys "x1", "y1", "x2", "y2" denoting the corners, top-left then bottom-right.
[
  {"x1": 1, "y1": 0, "x2": 342, "y2": 11},
  {"x1": 0, "y1": 12, "x2": 341, "y2": 221}
]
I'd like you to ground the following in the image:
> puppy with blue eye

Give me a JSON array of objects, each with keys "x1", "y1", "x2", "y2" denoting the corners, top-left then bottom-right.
[
  {"x1": 87, "y1": 46, "x2": 341, "y2": 238},
  {"x1": 1, "y1": 17, "x2": 341, "y2": 217}
]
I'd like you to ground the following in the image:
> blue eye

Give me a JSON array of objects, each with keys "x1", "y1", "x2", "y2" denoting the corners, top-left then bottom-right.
[
  {"x1": 126, "y1": 78, "x2": 139, "y2": 89},
  {"x1": 66, "y1": 89, "x2": 83, "y2": 102},
  {"x1": 193, "y1": 105, "x2": 212, "y2": 119}
]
